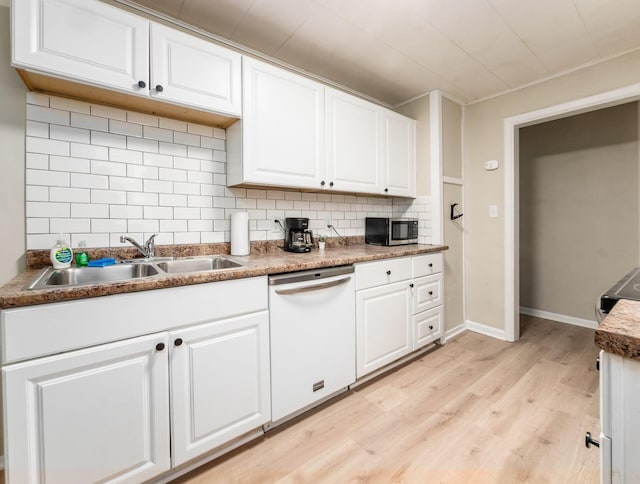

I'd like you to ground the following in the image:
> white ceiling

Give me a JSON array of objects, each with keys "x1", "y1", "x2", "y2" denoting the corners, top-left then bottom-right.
[{"x1": 124, "y1": 0, "x2": 640, "y2": 106}]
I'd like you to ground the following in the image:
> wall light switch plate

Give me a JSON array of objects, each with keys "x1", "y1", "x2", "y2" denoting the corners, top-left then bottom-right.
[
  {"x1": 484, "y1": 160, "x2": 499, "y2": 170},
  {"x1": 489, "y1": 205, "x2": 498, "y2": 218}
]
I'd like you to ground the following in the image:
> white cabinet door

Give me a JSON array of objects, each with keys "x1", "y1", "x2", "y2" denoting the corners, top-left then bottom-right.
[
  {"x1": 356, "y1": 281, "x2": 412, "y2": 378},
  {"x1": 383, "y1": 110, "x2": 416, "y2": 197},
  {"x1": 3, "y1": 332, "x2": 170, "y2": 484},
  {"x1": 170, "y1": 310, "x2": 271, "y2": 466},
  {"x1": 236, "y1": 57, "x2": 325, "y2": 189},
  {"x1": 12, "y1": 0, "x2": 149, "y2": 95},
  {"x1": 150, "y1": 23, "x2": 241, "y2": 116},
  {"x1": 325, "y1": 87, "x2": 383, "y2": 194}
]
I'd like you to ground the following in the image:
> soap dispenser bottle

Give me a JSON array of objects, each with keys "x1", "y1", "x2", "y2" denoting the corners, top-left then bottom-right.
[
  {"x1": 50, "y1": 235, "x2": 73, "y2": 269},
  {"x1": 75, "y1": 240, "x2": 89, "y2": 267}
]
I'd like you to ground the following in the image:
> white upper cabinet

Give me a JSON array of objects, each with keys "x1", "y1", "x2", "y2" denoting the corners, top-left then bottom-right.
[
  {"x1": 12, "y1": 0, "x2": 242, "y2": 117},
  {"x1": 383, "y1": 110, "x2": 416, "y2": 197},
  {"x1": 12, "y1": 0, "x2": 150, "y2": 95},
  {"x1": 228, "y1": 57, "x2": 325, "y2": 189},
  {"x1": 325, "y1": 88, "x2": 384, "y2": 194},
  {"x1": 150, "y1": 23, "x2": 241, "y2": 116}
]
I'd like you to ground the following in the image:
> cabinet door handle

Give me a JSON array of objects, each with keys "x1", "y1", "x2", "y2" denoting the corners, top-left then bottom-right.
[
  {"x1": 137, "y1": 80, "x2": 146, "y2": 88},
  {"x1": 384, "y1": 188, "x2": 388, "y2": 193},
  {"x1": 386, "y1": 270, "x2": 391, "y2": 275},
  {"x1": 329, "y1": 181, "x2": 334, "y2": 187},
  {"x1": 156, "y1": 342, "x2": 165, "y2": 351},
  {"x1": 409, "y1": 283, "x2": 414, "y2": 288},
  {"x1": 429, "y1": 325, "x2": 434, "y2": 330},
  {"x1": 428, "y1": 291, "x2": 433, "y2": 295},
  {"x1": 155, "y1": 84, "x2": 164, "y2": 92},
  {"x1": 321, "y1": 180, "x2": 326, "y2": 186},
  {"x1": 174, "y1": 338, "x2": 183, "y2": 347},
  {"x1": 428, "y1": 263, "x2": 433, "y2": 268}
]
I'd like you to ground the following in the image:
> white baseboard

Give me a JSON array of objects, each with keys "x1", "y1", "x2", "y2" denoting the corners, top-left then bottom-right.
[
  {"x1": 466, "y1": 320, "x2": 508, "y2": 341},
  {"x1": 520, "y1": 307, "x2": 598, "y2": 330},
  {"x1": 442, "y1": 323, "x2": 466, "y2": 343}
]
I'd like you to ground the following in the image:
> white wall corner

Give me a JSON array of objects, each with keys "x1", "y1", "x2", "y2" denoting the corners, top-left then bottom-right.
[
  {"x1": 441, "y1": 323, "x2": 466, "y2": 344},
  {"x1": 429, "y1": 90, "x2": 443, "y2": 245},
  {"x1": 465, "y1": 320, "x2": 508, "y2": 341}
]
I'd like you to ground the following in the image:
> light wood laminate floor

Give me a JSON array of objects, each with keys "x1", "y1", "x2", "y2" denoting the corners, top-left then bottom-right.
[{"x1": 175, "y1": 315, "x2": 600, "y2": 483}]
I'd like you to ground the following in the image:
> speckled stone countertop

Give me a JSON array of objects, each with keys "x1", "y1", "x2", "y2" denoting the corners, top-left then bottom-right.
[
  {"x1": 595, "y1": 299, "x2": 640, "y2": 360},
  {"x1": 0, "y1": 243, "x2": 447, "y2": 309}
]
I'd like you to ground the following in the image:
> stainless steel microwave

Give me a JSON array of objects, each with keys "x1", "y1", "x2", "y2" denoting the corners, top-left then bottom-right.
[{"x1": 365, "y1": 217, "x2": 418, "y2": 246}]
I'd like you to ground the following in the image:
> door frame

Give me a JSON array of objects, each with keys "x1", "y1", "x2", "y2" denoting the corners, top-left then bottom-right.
[{"x1": 504, "y1": 82, "x2": 640, "y2": 342}]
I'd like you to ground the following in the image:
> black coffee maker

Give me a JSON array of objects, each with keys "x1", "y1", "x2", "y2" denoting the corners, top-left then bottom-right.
[{"x1": 284, "y1": 217, "x2": 314, "y2": 253}]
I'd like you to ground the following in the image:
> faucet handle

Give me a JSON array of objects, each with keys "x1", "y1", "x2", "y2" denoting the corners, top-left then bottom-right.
[
  {"x1": 119, "y1": 235, "x2": 127, "y2": 243},
  {"x1": 145, "y1": 234, "x2": 158, "y2": 257}
]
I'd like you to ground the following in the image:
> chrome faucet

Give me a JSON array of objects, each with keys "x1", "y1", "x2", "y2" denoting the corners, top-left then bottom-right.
[{"x1": 120, "y1": 234, "x2": 157, "y2": 258}]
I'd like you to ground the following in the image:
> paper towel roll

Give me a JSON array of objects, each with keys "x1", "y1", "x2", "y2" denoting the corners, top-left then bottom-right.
[{"x1": 230, "y1": 212, "x2": 250, "y2": 256}]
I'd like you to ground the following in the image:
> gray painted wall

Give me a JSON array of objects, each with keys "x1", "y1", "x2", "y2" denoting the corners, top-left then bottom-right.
[{"x1": 519, "y1": 102, "x2": 639, "y2": 322}]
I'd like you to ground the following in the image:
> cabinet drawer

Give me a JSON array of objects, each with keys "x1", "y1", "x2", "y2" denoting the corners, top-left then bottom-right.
[
  {"x1": 413, "y1": 306, "x2": 443, "y2": 350},
  {"x1": 413, "y1": 274, "x2": 443, "y2": 313},
  {"x1": 412, "y1": 253, "x2": 443, "y2": 278},
  {"x1": 355, "y1": 257, "x2": 412, "y2": 290}
]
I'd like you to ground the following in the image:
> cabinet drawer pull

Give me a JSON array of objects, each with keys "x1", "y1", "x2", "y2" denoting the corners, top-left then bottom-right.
[
  {"x1": 386, "y1": 270, "x2": 391, "y2": 275},
  {"x1": 429, "y1": 325, "x2": 434, "y2": 330},
  {"x1": 409, "y1": 283, "x2": 414, "y2": 288},
  {"x1": 174, "y1": 338, "x2": 183, "y2": 347},
  {"x1": 156, "y1": 342, "x2": 165, "y2": 351},
  {"x1": 137, "y1": 80, "x2": 146, "y2": 88},
  {"x1": 428, "y1": 263, "x2": 433, "y2": 268},
  {"x1": 428, "y1": 291, "x2": 433, "y2": 295}
]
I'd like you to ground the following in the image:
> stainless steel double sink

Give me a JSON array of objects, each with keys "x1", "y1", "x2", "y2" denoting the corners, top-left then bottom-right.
[{"x1": 26, "y1": 256, "x2": 246, "y2": 290}]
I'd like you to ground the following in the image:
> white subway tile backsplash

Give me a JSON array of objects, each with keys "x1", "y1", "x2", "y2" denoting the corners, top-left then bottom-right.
[
  {"x1": 91, "y1": 189, "x2": 127, "y2": 205},
  {"x1": 50, "y1": 97, "x2": 90, "y2": 114},
  {"x1": 27, "y1": 169, "x2": 69, "y2": 187},
  {"x1": 27, "y1": 137, "x2": 69, "y2": 156},
  {"x1": 90, "y1": 104, "x2": 127, "y2": 121},
  {"x1": 50, "y1": 125, "x2": 90, "y2": 144},
  {"x1": 49, "y1": 187, "x2": 90, "y2": 203},
  {"x1": 27, "y1": 201, "x2": 70, "y2": 218},
  {"x1": 92, "y1": 160, "x2": 126, "y2": 177},
  {"x1": 27, "y1": 105, "x2": 70, "y2": 125},
  {"x1": 26, "y1": 153, "x2": 49, "y2": 170},
  {"x1": 50, "y1": 155, "x2": 90, "y2": 174},
  {"x1": 127, "y1": 136, "x2": 158, "y2": 153},
  {"x1": 143, "y1": 126, "x2": 173, "y2": 142},
  {"x1": 71, "y1": 173, "x2": 109, "y2": 190},
  {"x1": 159, "y1": 118, "x2": 187, "y2": 132},
  {"x1": 26, "y1": 186, "x2": 49, "y2": 202},
  {"x1": 110, "y1": 147, "x2": 143, "y2": 164},
  {"x1": 110, "y1": 205, "x2": 143, "y2": 219},
  {"x1": 71, "y1": 112, "x2": 109, "y2": 132},
  {"x1": 174, "y1": 131, "x2": 200, "y2": 147},
  {"x1": 91, "y1": 131, "x2": 127, "y2": 149},
  {"x1": 26, "y1": 120, "x2": 49, "y2": 138},
  {"x1": 127, "y1": 192, "x2": 158, "y2": 206},
  {"x1": 110, "y1": 119, "x2": 143, "y2": 137},
  {"x1": 25, "y1": 95, "x2": 432, "y2": 250},
  {"x1": 71, "y1": 142, "x2": 108, "y2": 160},
  {"x1": 71, "y1": 203, "x2": 109, "y2": 219}
]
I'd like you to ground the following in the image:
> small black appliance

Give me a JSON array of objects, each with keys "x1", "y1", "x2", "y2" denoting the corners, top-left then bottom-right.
[{"x1": 284, "y1": 217, "x2": 314, "y2": 253}]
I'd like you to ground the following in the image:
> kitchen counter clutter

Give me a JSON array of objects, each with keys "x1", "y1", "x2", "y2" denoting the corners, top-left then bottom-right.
[
  {"x1": 595, "y1": 298, "x2": 640, "y2": 360},
  {"x1": 0, "y1": 242, "x2": 447, "y2": 309}
]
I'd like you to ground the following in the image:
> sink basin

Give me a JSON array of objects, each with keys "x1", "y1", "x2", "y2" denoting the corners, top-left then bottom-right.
[
  {"x1": 155, "y1": 256, "x2": 243, "y2": 274},
  {"x1": 27, "y1": 263, "x2": 159, "y2": 289}
]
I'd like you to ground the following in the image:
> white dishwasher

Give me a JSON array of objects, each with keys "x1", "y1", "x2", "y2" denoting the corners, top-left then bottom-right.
[{"x1": 268, "y1": 265, "x2": 356, "y2": 423}]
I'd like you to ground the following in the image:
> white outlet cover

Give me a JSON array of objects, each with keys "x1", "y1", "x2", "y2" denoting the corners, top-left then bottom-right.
[
  {"x1": 489, "y1": 205, "x2": 498, "y2": 218},
  {"x1": 484, "y1": 160, "x2": 499, "y2": 170}
]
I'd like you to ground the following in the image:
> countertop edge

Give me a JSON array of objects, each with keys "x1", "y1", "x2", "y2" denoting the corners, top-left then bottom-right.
[
  {"x1": 595, "y1": 298, "x2": 640, "y2": 360},
  {"x1": 0, "y1": 244, "x2": 448, "y2": 309}
]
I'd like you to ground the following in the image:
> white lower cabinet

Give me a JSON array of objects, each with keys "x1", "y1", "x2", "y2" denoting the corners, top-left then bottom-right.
[
  {"x1": 2, "y1": 277, "x2": 270, "y2": 483},
  {"x1": 3, "y1": 332, "x2": 171, "y2": 484},
  {"x1": 355, "y1": 253, "x2": 444, "y2": 379},
  {"x1": 170, "y1": 311, "x2": 270, "y2": 466}
]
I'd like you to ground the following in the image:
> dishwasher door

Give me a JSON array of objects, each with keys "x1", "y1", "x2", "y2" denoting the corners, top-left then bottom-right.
[{"x1": 269, "y1": 266, "x2": 355, "y2": 422}]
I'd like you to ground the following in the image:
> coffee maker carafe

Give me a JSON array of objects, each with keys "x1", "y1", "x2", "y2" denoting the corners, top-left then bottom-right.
[{"x1": 284, "y1": 217, "x2": 313, "y2": 253}]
